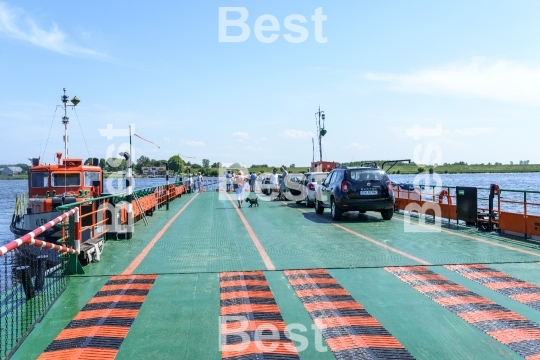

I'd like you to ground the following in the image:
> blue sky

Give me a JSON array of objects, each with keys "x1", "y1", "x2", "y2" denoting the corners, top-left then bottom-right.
[{"x1": 1, "y1": 1, "x2": 539, "y2": 168}]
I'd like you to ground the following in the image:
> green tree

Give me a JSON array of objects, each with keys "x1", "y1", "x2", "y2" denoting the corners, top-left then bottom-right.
[
  {"x1": 99, "y1": 158, "x2": 106, "y2": 169},
  {"x1": 211, "y1": 162, "x2": 221, "y2": 168},
  {"x1": 136, "y1": 155, "x2": 151, "y2": 174},
  {"x1": 191, "y1": 163, "x2": 202, "y2": 169},
  {"x1": 168, "y1": 155, "x2": 184, "y2": 174},
  {"x1": 202, "y1": 159, "x2": 210, "y2": 168}
]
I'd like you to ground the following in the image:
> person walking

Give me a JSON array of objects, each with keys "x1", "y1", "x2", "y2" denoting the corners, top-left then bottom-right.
[
  {"x1": 235, "y1": 170, "x2": 246, "y2": 208},
  {"x1": 279, "y1": 166, "x2": 288, "y2": 200},
  {"x1": 196, "y1": 172, "x2": 204, "y2": 192},
  {"x1": 250, "y1": 172, "x2": 257, "y2": 192},
  {"x1": 270, "y1": 168, "x2": 279, "y2": 200},
  {"x1": 226, "y1": 171, "x2": 232, "y2": 192}
]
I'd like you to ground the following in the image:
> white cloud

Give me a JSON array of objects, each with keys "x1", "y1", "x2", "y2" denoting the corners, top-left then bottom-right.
[
  {"x1": 260, "y1": 137, "x2": 268, "y2": 141},
  {"x1": 344, "y1": 142, "x2": 370, "y2": 150},
  {"x1": 180, "y1": 139, "x2": 205, "y2": 147},
  {"x1": 232, "y1": 132, "x2": 250, "y2": 140},
  {"x1": 244, "y1": 146, "x2": 257, "y2": 151},
  {"x1": 366, "y1": 57, "x2": 540, "y2": 105},
  {"x1": 279, "y1": 129, "x2": 314, "y2": 139},
  {"x1": 0, "y1": 2, "x2": 104, "y2": 58}
]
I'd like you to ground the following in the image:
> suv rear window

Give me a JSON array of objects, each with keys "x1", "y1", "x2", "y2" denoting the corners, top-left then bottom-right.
[
  {"x1": 347, "y1": 169, "x2": 385, "y2": 181},
  {"x1": 311, "y1": 174, "x2": 327, "y2": 184}
]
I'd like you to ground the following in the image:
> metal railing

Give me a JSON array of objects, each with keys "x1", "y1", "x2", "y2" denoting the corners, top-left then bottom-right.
[
  {"x1": 1, "y1": 209, "x2": 79, "y2": 359},
  {"x1": 393, "y1": 182, "x2": 540, "y2": 238}
]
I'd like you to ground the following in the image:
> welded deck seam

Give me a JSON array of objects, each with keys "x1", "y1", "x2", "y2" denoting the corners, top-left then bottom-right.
[
  {"x1": 392, "y1": 216, "x2": 540, "y2": 259},
  {"x1": 226, "y1": 193, "x2": 275, "y2": 270},
  {"x1": 292, "y1": 206, "x2": 431, "y2": 265}
]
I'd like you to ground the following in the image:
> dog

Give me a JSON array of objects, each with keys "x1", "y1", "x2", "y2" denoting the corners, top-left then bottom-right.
[{"x1": 245, "y1": 197, "x2": 259, "y2": 207}]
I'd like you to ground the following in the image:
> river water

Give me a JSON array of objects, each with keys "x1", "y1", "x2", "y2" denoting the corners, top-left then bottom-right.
[{"x1": 1, "y1": 173, "x2": 539, "y2": 246}]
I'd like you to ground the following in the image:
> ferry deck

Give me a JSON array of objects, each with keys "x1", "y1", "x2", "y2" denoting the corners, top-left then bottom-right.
[{"x1": 9, "y1": 190, "x2": 540, "y2": 360}]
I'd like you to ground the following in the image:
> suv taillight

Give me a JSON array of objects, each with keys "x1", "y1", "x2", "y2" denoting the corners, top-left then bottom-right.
[
  {"x1": 308, "y1": 183, "x2": 315, "y2": 191},
  {"x1": 341, "y1": 181, "x2": 349, "y2": 193},
  {"x1": 387, "y1": 180, "x2": 394, "y2": 195}
]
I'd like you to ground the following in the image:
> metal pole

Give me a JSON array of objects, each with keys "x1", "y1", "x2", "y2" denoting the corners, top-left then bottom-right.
[
  {"x1": 318, "y1": 107, "x2": 322, "y2": 162},
  {"x1": 165, "y1": 163, "x2": 169, "y2": 210},
  {"x1": 126, "y1": 126, "x2": 133, "y2": 240}
]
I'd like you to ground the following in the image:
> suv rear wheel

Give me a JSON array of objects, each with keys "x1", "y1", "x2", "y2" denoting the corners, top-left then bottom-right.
[
  {"x1": 381, "y1": 208, "x2": 394, "y2": 220},
  {"x1": 331, "y1": 198, "x2": 342, "y2": 221},
  {"x1": 316, "y1": 200, "x2": 324, "y2": 214}
]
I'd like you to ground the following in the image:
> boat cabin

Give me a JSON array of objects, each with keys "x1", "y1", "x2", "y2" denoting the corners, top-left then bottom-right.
[{"x1": 28, "y1": 154, "x2": 103, "y2": 199}]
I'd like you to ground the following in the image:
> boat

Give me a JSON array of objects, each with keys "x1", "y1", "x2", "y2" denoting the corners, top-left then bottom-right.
[{"x1": 10, "y1": 89, "x2": 105, "y2": 258}]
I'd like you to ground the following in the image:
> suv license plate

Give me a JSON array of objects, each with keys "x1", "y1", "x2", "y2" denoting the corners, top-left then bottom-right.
[{"x1": 360, "y1": 190, "x2": 378, "y2": 195}]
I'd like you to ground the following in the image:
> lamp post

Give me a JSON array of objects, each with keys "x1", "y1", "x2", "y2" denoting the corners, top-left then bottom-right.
[
  {"x1": 315, "y1": 106, "x2": 326, "y2": 162},
  {"x1": 164, "y1": 162, "x2": 169, "y2": 210},
  {"x1": 119, "y1": 151, "x2": 132, "y2": 239}
]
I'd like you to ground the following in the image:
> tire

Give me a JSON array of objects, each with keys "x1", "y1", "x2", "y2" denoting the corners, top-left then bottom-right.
[
  {"x1": 359, "y1": 210, "x2": 366, "y2": 214},
  {"x1": 296, "y1": 200, "x2": 302, "y2": 204},
  {"x1": 306, "y1": 197, "x2": 314, "y2": 207},
  {"x1": 381, "y1": 208, "x2": 394, "y2": 220},
  {"x1": 316, "y1": 201, "x2": 324, "y2": 214},
  {"x1": 331, "y1": 198, "x2": 342, "y2": 221}
]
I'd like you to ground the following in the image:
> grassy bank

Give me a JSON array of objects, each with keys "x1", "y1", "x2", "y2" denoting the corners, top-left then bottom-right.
[{"x1": 0, "y1": 175, "x2": 27, "y2": 180}]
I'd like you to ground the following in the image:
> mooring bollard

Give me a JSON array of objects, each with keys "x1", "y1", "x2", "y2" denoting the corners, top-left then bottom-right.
[
  {"x1": 15, "y1": 265, "x2": 36, "y2": 300},
  {"x1": 35, "y1": 255, "x2": 48, "y2": 292}
]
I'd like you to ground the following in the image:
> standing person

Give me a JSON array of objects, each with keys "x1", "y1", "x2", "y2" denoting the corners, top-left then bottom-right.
[
  {"x1": 270, "y1": 168, "x2": 279, "y2": 200},
  {"x1": 279, "y1": 166, "x2": 288, "y2": 200},
  {"x1": 256, "y1": 172, "x2": 262, "y2": 192},
  {"x1": 226, "y1": 171, "x2": 232, "y2": 192},
  {"x1": 250, "y1": 172, "x2": 257, "y2": 192},
  {"x1": 196, "y1": 172, "x2": 204, "y2": 192},
  {"x1": 189, "y1": 174, "x2": 194, "y2": 193},
  {"x1": 235, "y1": 170, "x2": 246, "y2": 208}
]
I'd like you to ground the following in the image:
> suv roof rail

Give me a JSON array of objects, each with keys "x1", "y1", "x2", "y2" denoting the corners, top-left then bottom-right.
[{"x1": 359, "y1": 162, "x2": 379, "y2": 169}]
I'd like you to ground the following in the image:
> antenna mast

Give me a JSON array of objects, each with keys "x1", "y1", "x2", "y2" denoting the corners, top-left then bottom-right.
[
  {"x1": 315, "y1": 106, "x2": 326, "y2": 162},
  {"x1": 59, "y1": 88, "x2": 80, "y2": 159}
]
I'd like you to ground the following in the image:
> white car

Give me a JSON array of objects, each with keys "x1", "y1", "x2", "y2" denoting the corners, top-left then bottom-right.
[{"x1": 303, "y1": 172, "x2": 328, "y2": 207}]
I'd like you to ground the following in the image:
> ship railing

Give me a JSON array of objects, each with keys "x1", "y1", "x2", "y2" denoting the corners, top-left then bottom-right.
[
  {"x1": 393, "y1": 183, "x2": 540, "y2": 240},
  {"x1": 54, "y1": 181, "x2": 187, "y2": 242},
  {"x1": 0, "y1": 208, "x2": 79, "y2": 360}
]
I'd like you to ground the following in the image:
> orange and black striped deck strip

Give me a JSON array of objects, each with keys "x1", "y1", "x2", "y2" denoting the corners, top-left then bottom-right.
[
  {"x1": 284, "y1": 269, "x2": 415, "y2": 359},
  {"x1": 386, "y1": 266, "x2": 540, "y2": 360},
  {"x1": 446, "y1": 264, "x2": 540, "y2": 311},
  {"x1": 220, "y1": 271, "x2": 299, "y2": 360},
  {"x1": 38, "y1": 274, "x2": 157, "y2": 360}
]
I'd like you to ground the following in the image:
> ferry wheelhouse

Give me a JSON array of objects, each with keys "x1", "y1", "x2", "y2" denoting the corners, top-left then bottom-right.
[{"x1": 11, "y1": 89, "x2": 103, "y2": 241}]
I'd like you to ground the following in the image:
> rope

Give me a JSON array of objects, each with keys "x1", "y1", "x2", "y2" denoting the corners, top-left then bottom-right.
[
  {"x1": 134, "y1": 134, "x2": 160, "y2": 148},
  {"x1": 74, "y1": 107, "x2": 91, "y2": 159},
  {"x1": 41, "y1": 106, "x2": 58, "y2": 161}
]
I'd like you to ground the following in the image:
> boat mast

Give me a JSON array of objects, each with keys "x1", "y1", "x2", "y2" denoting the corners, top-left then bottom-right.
[{"x1": 59, "y1": 88, "x2": 80, "y2": 159}]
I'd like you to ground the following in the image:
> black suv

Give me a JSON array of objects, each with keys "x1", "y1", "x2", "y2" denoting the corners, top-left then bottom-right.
[{"x1": 315, "y1": 166, "x2": 395, "y2": 221}]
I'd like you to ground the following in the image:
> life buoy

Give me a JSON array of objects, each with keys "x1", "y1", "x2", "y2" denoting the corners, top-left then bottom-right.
[{"x1": 438, "y1": 189, "x2": 452, "y2": 205}]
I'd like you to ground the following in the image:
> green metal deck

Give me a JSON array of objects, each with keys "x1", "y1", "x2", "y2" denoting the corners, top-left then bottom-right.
[{"x1": 12, "y1": 191, "x2": 540, "y2": 359}]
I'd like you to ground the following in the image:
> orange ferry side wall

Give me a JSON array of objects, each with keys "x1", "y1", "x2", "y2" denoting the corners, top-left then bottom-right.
[{"x1": 396, "y1": 196, "x2": 540, "y2": 238}]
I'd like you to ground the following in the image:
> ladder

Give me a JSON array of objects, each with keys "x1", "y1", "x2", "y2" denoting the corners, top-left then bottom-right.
[{"x1": 133, "y1": 193, "x2": 149, "y2": 226}]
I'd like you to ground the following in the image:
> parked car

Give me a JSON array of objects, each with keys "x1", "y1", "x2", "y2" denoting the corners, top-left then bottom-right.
[
  {"x1": 289, "y1": 172, "x2": 328, "y2": 206},
  {"x1": 315, "y1": 166, "x2": 395, "y2": 220}
]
